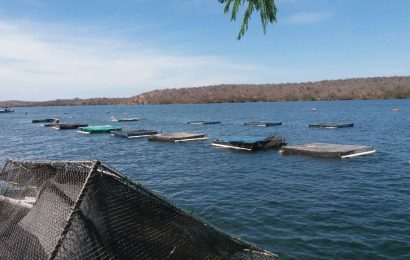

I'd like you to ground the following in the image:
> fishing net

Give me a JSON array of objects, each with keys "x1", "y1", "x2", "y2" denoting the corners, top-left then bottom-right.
[{"x1": 0, "y1": 159, "x2": 277, "y2": 259}]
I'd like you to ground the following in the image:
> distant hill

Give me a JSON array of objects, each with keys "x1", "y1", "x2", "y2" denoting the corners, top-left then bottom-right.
[
  {"x1": 130, "y1": 76, "x2": 410, "y2": 104},
  {"x1": 0, "y1": 97, "x2": 128, "y2": 107},
  {"x1": 1, "y1": 76, "x2": 410, "y2": 107}
]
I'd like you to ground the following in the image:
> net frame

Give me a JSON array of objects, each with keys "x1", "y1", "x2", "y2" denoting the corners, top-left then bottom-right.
[{"x1": 0, "y1": 158, "x2": 278, "y2": 259}]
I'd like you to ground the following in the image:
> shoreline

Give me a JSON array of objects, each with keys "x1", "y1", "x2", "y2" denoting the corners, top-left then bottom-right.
[
  {"x1": 1, "y1": 97, "x2": 408, "y2": 109},
  {"x1": 2, "y1": 76, "x2": 410, "y2": 107}
]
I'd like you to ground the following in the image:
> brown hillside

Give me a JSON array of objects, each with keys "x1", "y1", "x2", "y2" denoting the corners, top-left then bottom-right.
[
  {"x1": 130, "y1": 76, "x2": 410, "y2": 104},
  {"x1": 1, "y1": 76, "x2": 409, "y2": 107}
]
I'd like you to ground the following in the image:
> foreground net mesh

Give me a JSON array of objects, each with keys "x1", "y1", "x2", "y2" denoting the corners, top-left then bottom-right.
[{"x1": 0, "y1": 159, "x2": 277, "y2": 259}]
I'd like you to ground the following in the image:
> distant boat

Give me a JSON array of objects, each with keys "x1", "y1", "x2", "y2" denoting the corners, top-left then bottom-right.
[
  {"x1": 312, "y1": 108, "x2": 317, "y2": 112},
  {"x1": 0, "y1": 107, "x2": 14, "y2": 113},
  {"x1": 392, "y1": 107, "x2": 399, "y2": 112}
]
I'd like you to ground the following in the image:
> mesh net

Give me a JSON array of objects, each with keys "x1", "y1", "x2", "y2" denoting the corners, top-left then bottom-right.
[{"x1": 0, "y1": 159, "x2": 277, "y2": 259}]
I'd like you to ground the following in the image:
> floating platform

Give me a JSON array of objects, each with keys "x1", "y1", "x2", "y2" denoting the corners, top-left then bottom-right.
[
  {"x1": 78, "y1": 125, "x2": 122, "y2": 134},
  {"x1": 111, "y1": 117, "x2": 139, "y2": 122},
  {"x1": 309, "y1": 123, "x2": 354, "y2": 128},
  {"x1": 53, "y1": 123, "x2": 88, "y2": 130},
  {"x1": 148, "y1": 132, "x2": 208, "y2": 142},
  {"x1": 187, "y1": 121, "x2": 221, "y2": 125},
  {"x1": 42, "y1": 123, "x2": 60, "y2": 127},
  {"x1": 0, "y1": 107, "x2": 14, "y2": 113},
  {"x1": 212, "y1": 136, "x2": 285, "y2": 151},
  {"x1": 281, "y1": 143, "x2": 376, "y2": 159},
  {"x1": 32, "y1": 118, "x2": 57, "y2": 123},
  {"x1": 244, "y1": 121, "x2": 282, "y2": 127},
  {"x1": 111, "y1": 129, "x2": 161, "y2": 138}
]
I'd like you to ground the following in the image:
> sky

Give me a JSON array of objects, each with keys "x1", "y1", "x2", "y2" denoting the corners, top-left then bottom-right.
[{"x1": 0, "y1": 0, "x2": 410, "y2": 101}]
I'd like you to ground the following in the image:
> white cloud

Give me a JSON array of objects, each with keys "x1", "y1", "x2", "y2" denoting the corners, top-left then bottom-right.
[
  {"x1": 285, "y1": 11, "x2": 331, "y2": 24},
  {"x1": 0, "y1": 20, "x2": 279, "y2": 101}
]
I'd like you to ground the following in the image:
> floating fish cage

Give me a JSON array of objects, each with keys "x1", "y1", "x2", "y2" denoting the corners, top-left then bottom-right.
[
  {"x1": 281, "y1": 143, "x2": 375, "y2": 159},
  {"x1": 78, "y1": 125, "x2": 122, "y2": 134},
  {"x1": 111, "y1": 118, "x2": 139, "y2": 122},
  {"x1": 212, "y1": 136, "x2": 286, "y2": 151},
  {"x1": 187, "y1": 121, "x2": 221, "y2": 125},
  {"x1": 148, "y1": 132, "x2": 208, "y2": 142},
  {"x1": 309, "y1": 123, "x2": 354, "y2": 128},
  {"x1": 42, "y1": 123, "x2": 60, "y2": 127},
  {"x1": 0, "y1": 108, "x2": 14, "y2": 113},
  {"x1": 53, "y1": 123, "x2": 88, "y2": 130},
  {"x1": 244, "y1": 121, "x2": 282, "y2": 127},
  {"x1": 32, "y1": 119, "x2": 57, "y2": 124},
  {"x1": 0, "y1": 159, "x2": 277, "y2": 259},
  {"x1": 111, "y1": 129, "x2": 161, "y2": 138}
]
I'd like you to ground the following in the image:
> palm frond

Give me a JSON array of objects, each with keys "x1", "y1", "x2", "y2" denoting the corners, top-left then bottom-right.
[{"x1": 219, "y1": 0, "x2": 277, "y2": 40}]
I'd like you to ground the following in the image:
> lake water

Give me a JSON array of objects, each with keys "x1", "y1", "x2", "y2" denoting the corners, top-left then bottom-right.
[{"x1": 1, "y1": 99, "x2": 409, "y2": 259}]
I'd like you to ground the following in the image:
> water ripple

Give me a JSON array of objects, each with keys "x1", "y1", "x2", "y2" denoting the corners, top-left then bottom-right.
[{"x1": 1, "y1": 100, "x2": 410, "y2": 259}]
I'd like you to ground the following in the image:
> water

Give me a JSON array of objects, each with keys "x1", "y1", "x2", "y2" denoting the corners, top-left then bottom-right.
[{"x1": 1, "y1": 100, "x2": 409, "y2": 259}]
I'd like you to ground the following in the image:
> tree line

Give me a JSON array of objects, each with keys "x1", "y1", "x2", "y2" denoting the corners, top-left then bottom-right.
[
  {"x1": 129, "y1": 76, "x2": 410, "y2": 104},
  {"x1": 1, "y1": 76, "x2": 409, "y2": 107}
]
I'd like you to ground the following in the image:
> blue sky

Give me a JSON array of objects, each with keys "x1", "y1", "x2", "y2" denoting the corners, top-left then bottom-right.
[{"x1": 0, "y1": 0, "x2": 409, "y2": 100}]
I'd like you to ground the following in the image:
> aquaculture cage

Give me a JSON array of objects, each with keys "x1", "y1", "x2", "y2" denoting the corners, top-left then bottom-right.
[{"x1": 0, "y1": 159, "x2": 277, "y2": 259}]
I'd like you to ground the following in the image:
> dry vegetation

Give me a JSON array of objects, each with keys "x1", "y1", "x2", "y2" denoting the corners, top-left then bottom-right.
[
  {"x1": 0, "y1": 97, "x2": 128, "y2": 107},
  {"x1": 130, "y1": 76, "x2": 410, "y2": 104},
  {"x1": 1, "y1": 76, "x2": 410, "y2": 107}
]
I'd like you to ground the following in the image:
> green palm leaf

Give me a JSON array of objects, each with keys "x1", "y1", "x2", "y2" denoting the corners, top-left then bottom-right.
[{"x1": 219, "y1": 0, "x2": 277, "y2": 40}]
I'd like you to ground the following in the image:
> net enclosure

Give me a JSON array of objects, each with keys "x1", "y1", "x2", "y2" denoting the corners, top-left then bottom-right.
[{"x1": 0, "y1": 159, "x2": 278, "y2": 259}]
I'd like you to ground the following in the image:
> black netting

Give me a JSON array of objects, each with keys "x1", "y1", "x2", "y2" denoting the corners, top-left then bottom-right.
[{"x1": 0, "y1": 159, "x2": 277, "y2": 259}]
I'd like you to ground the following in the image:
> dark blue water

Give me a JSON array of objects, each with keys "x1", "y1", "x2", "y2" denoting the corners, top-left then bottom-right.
[{"x1": 1, "y1": 100, "x2": 409, "y2": 259}]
